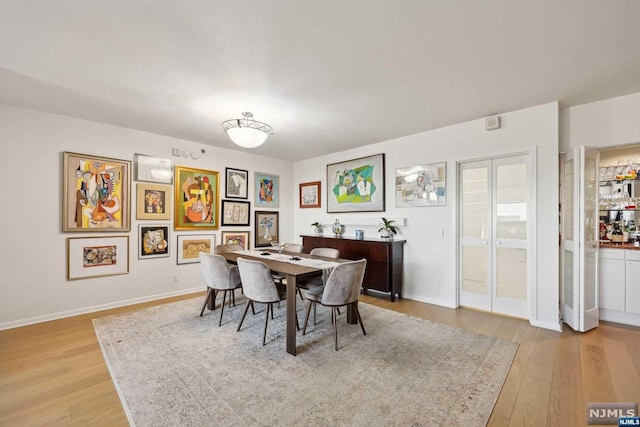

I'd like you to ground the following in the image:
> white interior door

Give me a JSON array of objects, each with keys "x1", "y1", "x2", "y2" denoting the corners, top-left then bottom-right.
[
  {"x1": 459, "y1": 154, "x2": 531, "y2": 318},
  {"x1": 562, "y1": 146, "x2": 599, "y2": 332}
]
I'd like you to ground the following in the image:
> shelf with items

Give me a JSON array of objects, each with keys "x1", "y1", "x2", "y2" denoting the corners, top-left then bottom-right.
[
  {"x1": 599, "y1": 208, "x2": 640, "y2": 211},
  {"x1": 600, "y1": 178, "x2": 640, "y2": 186}
]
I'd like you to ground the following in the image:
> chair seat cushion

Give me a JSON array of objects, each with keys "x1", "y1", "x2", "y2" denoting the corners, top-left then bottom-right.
[
  {"x1": 296, "y1": 276, "x2": 323, "y2": 290},
  {"x1": 304, "y1": 285, "x2": 324, "y2": 302}
]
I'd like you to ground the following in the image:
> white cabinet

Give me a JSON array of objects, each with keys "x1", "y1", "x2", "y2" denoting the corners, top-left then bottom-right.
[
  {"x1": 599, "y1": 249, "x2": 625, "y2": 311},
  {"x1": 599, "y1": 248, "x2": 640, "y2": 326},
  {"x1": 626, "y1": 250, "x2": 640, "y2": 315}
]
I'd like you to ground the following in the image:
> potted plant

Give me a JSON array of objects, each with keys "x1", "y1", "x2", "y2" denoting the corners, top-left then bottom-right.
[
  {"x1": 311, "y1": 221, "x2": 324, "y2": 236},
  {"x1": 378, "y1": 217, "x2": 398, "y2": 239}
]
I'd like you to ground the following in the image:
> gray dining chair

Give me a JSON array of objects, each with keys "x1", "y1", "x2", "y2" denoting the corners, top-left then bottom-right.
[
  {"x1": 272, "y1": 243, "x2": 304, "y2": 295},
  {"x1": 302, "y1": 259, "x2": 367, "y2": 351},
  {"x1": 295, "y1": 247, "x2": 340, "y2": 302},
  {"x1": 236, "y1": 257, "x2": 298, "y2": 345},
  {"x1": 199, "y1": 253, "x2": 243, "y2": 326}
]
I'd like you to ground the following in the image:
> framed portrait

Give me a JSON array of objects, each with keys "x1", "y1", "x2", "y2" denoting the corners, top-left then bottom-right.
[
  {"x1": 136, "y1": 183, "x2": 172, "y2": 220},
  {"x1": 67, "y1": 235, "x2": 129, "y2": 280},
  {"x1": 225, "y1": 167, "x2": 248, "y2": 199},
  {"x1": 299, "y1": 181, "x2": 321, "y2": 209},
  {"x1": 254, "y1": 172, "x2": 279, "y2": 208},
  {"x1": 138, "y1": 224, "x2": 170, "y2": 259},
  {"x1": 221, "y1": 231, "x2": 250, "y2": 250},
  {"x1": 221, "y1": 200, "x2": 250, "y2": 226},
  {"x1": 62, "y1": 152, "x2": 131, "y2": 232},
  {"x1": 134, "y1": 154, "x2": 173, "y2": 184},
  {"x1": 326, "y1": 153, "x2": 385, "y2": 213},
  {"x1": 176, "y1": 234, "x2": 216, "y2": 264},
  {"x1": 174, "y1": 166, "x2": 220, "y2": 230},
  {"x1": 254, "y1": 211, "x2": 279, "y2": 247},
  {"x1": 395, "y1": 162, "x2": 446, "y2": 207}
]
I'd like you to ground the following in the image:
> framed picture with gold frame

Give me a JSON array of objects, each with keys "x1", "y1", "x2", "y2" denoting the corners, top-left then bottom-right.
[
  {"x1": 136, "y1": 183, "x2": 172, "y2": 220},
  {"x1": 299, "y1": 181, "x2": 321, "y2": 208},
  {"x1": 221, "y1": 231, "x2": 250, "y2": 250},
  {"x1": 174, "y1": 166, "x2": 220, "y2": 230},
  {"x1": 176, "y1": 234, "x2": 216, "y2": 264},
  {"x1": 62, "y1": 152, "x2": 131, "y2": 232}
]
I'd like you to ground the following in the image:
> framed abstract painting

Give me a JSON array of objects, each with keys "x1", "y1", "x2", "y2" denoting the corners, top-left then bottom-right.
[
  {"x1": 221, "y1": 231, "x2": 250, "y2": 250},
  {"x1": 221, "y1": 200, "x2": 250, "y2": 226},
  {"x1": 174, "y1": 166, "x2": 220, "y2": 230},
  {"x1": 176, "y1": 234, "x2": 216, "y2": 264},
  {"x1": 67, "y1": 235, "x2": 129, "y2": 280},
  {"x1": 225, "y1": 167, "x2": 248, "y2": 199},
  {"x1": 138, "y1": 224, "x2": 170, "y2": 259},
  {"x1": 136, "y1": 183, "x2": 172, "y2": 220},
  {"x1": 326, "y1": 153, "x2": 385, "y2": 213},
  {"x1": 395, "y1": 162, "x2": 446, "y2": 207},
  {"x1": 62, "y1": 152, "x2": 131, "y2": 232},
  {"x1": 254, "y1": 172, "x2": 279, "y2": 208}
]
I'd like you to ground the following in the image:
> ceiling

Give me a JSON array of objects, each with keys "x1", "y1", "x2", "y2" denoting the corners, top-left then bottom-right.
[{"x1": 1, "y1": 1, "x2": 640, "y2": 162}]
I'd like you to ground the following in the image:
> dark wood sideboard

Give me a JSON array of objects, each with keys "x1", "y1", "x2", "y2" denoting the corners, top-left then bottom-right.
[{"x1": 301, "y1": 235, "x2": 405, "y2": 301}]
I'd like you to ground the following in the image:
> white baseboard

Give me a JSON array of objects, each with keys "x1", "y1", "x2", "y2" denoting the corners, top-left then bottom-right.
[
  {"x1": 0, "y1": 287, "x2": 203, "y2": 331},
  {"x1": 400, "y1": 292, "x2": 457, "y2": 309},
  {"x1": 529, "y1": 319, "x2": 563, "y2": 332},
  {"x1": 600, "y1": 309, "x2": 640, "y2": 327}
]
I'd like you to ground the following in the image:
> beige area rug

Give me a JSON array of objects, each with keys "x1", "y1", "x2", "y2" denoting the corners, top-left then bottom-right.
[{"x1": 93, "y1": 297, "x2": 517, "y2": 426}]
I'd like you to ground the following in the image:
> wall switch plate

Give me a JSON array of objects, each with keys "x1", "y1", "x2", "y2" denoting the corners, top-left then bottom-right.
[
  {"x1": 434, "y1": 228, "x2": 444, "y2": 239},
  {"x1": 172, "y1": 148, "x2": 181, "y2": 156}
]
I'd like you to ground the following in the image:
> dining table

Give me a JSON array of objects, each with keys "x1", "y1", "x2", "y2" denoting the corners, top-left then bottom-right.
[{"x1": 219, "y1": 249, "x2": 356, "y2": 356}]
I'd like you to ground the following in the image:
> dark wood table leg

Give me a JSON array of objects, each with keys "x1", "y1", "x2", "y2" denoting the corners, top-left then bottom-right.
[
  {"x1": 346, "y1": 301, "x2": 358, "y2": 324},
  {"x1": 285, "y1": 275, "x2": 297, "y2": 356}
]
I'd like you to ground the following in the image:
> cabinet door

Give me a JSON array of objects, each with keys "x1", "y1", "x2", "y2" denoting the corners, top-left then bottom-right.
[
  {"x1": 599, "y1": 258, "x2": 625, "y2": 311},
  {"x1": 626, "y1": 260, "x2": 640, "y2": 314}
]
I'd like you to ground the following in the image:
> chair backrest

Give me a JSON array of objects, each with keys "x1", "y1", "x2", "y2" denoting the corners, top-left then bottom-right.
[
  {"x1": 322, "y1": 259, "x2": 367, "y2": 306},
  {"x1": 283, "y1": 243, "x2": 303, "y2": 253},
  {"x1": 310, "y1": 247, "x2": 339, "y2": 259},
  {"x1": 237, "y1": 257, "x2": 281, "y2": 303},
  {"x1": 199, "y1": 253, "x2": 240, "y2": 290},
  {"x1": 215, "y1": 243, "x2": 244, "y2": 254}
]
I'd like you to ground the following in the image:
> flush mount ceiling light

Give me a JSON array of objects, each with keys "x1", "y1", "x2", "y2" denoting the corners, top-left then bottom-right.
[{"x1": 221, "y1": 112, "x2": 274, "y2": 148}]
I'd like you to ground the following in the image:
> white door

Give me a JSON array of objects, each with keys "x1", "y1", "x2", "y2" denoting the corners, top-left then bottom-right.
[
  {"x1": 459, "y1": 154, "x2": 531, "y2": 318},
  {"x1": 562, "y1": 146, "x2": 599, "y2": 331}
]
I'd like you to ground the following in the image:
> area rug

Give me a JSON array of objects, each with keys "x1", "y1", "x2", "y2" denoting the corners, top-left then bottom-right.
[{"x1": 93, "y1": 297, "x2": 517, "y2": 426}]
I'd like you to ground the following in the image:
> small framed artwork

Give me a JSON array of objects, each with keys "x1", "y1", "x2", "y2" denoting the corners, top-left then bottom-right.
[
  {"x1": 221, "y1": 231, "x2": 250, "y2": 250},
  {"x1": 134, "y1": 154, "x2": 173, "y2": 184},
  {"x1": 255, "y1": 211, "x2": 279, "y2": 247},
  {"x1": 136, "y1": 183, "x2": 172, "y2": 220},
  {"x1": 67, "y1": 236, "x2": 129, "y2": 280},
  {"x1": 221, "y1": 200, "x2": 250, "y2": 226},
  {"x1": 138, "y1": 224, "x2": 170, "y2": 259},
  {"x1": 62, "y1": 152, "x2": 131, "y2": 232},
  {"x1": 299, "y1": 181, "x2": 321, "y2": 209},
  {"x1": 176, "y1": 234, "x2": 216, "y2": 264},
  {"x1": 225, "y1": 167, "x2": 248, "y2": 199},
  {"x1": 255, "y1": 172, "x2": 279, "y2": 208},
  {"x1": 395, "y1": 162, "x2": 447, "y2": 207},
  {"x1": 174, "y1": 166, "x2": 220, "y2": 230},
  {"x1": 327, "y1": 153, "x2": 385, "y2": 213}
]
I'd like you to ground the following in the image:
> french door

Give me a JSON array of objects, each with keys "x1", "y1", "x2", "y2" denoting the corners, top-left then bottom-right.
[
  {"x1": 459, "y1": 154, "x2": 531, "y2": 319},
  {"x1": 561, "y1": 146, "x2": 599, "y2": 332}
]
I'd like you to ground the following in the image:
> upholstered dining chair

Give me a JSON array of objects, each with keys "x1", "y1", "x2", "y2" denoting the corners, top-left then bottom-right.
[
  {"x1": 295, "y1": 247, "x2": 340, "y2": 301},
  {"x1": 199, "y1": 253, "x2": 243, "y2": 326},
  {"x1": 272, "y1": 243, "x2": 304, "y2": 295},
  {"x1": 302, "y1": 259, "x2": 367, "y2": 351},
  {"x1": 236, "y1": 257, "x2": 297, "y2": 345}
]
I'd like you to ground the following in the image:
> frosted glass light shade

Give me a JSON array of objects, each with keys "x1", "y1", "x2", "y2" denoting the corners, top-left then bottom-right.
[{"x1": 226, "y1": 126, "x2": 269, "y2": 148}]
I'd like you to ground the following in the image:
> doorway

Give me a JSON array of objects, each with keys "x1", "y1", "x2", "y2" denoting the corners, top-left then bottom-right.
[{"x1": 458, "y1": 153, "x2": 533, "y2": 319}]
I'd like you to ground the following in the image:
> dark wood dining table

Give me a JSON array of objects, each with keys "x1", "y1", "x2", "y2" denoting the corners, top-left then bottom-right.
[{"x1": 219, "y1": 250, "x2": 356, "y2": 356}]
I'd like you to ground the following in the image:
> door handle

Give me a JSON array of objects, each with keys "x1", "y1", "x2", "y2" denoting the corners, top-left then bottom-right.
[
  {"x1": 496, "y1": 241, "x2": 502, "y2": 245},
  {"x1": 483, "y1": 241, "x2": 488, "y2": 245}
]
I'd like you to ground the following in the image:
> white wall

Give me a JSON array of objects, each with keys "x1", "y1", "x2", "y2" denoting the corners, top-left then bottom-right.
[
  {"x1": 0, "y1": 104, "x2": 293, "y2": 328},
  {"x1": 560, "y1": 91, "x2": 640, "y2": 151},
  {"x1": 294, "y1": 102, "x2": 560, "y2": 330}
]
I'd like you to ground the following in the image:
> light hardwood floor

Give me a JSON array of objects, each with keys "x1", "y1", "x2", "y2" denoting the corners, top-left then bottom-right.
[{"x1": 1, "y1": 292, "x2": 639, "y2": 426}]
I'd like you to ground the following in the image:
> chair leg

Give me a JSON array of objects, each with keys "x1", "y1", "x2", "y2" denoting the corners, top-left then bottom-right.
[
  {"x1": 313, "y1": 302, "x2": 317, "y2": 325},
  {"x1": 263, "y1": 303, "x2": 271, "y2": 346},
  {"x1": 237, "y1": 300, "x2": 252, "y2": 331},
  {"x1": 250, "y1": 300, "x2": 256, "y2": 315},
  {"x1": 200, "y1": 288, "x2": 214, "y2": 316},
  {"x1": 231, "y1": 289, "x2": 236, "y2": 307},
  {"x1": 219, "y1": 290, "x2": 227, "y2": 327},
  {"x1": 354, "y1": 303, "x2": 366, "y2": 335},
  {"x1": 302, "y1": 301, "x2": 313, "y2": 335},
  {"x1": 332, "y1": 307, "x2": 339, "y2": 351},
  {"x1": 297, "y1": 287, "x2": 304, "y2": 301}
]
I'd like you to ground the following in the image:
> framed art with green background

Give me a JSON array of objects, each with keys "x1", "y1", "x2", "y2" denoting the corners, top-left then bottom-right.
[
  {"x1": 174, "y1": 166, "x2": 220, "y2": 230},
  {"x1": 326, "y1": 153, "x2": 385, "y2": 213}
]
